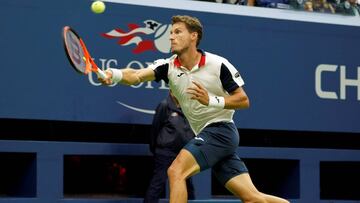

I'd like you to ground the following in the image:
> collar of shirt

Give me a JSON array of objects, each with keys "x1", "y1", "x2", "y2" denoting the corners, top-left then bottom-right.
[{"x1": 174, "y1": 49, "x2": 206, "y2": 69}]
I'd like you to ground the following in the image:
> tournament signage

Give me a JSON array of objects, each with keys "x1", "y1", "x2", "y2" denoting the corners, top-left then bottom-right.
[{"x1": 1, "y1": 0, "x2": 359, "y2": 133}]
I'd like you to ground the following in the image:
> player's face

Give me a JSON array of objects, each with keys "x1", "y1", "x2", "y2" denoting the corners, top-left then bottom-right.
[{"x1": 170, "y1": 22, "x2": 193, "y2": 55}]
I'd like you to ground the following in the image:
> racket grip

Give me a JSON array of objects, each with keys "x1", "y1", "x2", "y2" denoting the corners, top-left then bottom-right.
[{"x1": 96, "y1": 69, "x2": 107, "y2": 79}]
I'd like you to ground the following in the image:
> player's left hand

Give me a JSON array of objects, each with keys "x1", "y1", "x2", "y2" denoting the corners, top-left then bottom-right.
[{"x1": 186, "y1": 81, "x2": 209, "y2": 106}]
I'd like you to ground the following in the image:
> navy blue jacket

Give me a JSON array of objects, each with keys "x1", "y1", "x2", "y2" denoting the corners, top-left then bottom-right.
[{"x1": 150, "y1": 94, "x2": 195, "y2": 156}]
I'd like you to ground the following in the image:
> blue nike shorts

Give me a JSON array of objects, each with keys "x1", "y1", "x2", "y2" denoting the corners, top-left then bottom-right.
[{"x1": 183, "y1": 122, "x2": 248, "y2": 185}]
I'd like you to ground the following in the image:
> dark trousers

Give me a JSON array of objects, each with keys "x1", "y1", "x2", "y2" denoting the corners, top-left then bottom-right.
[{"x1": 144, "y1": 151, "x2": 195, "y2": 203}]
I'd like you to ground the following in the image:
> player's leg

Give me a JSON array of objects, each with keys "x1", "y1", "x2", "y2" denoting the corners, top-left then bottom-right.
[
  {"x1": 167, "y1": 149, "x2": 200, "y2": 203},
  {"x1": 225, "y1": 173, "x2": 289, "y2": 203},
  {"x1": 213, "y1": 154, "x2": 289, "y2": 203},
  {"x1": 168, "y1": 122, "x2": 240, "y2": 203},
  {"x1": 226, "y1": 173, "x2": 266, "y2": 202}
]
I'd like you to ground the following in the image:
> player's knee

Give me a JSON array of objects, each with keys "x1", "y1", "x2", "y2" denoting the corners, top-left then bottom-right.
[
  {"x1": 168, "y1": 163, "x2": 188, "y2": 183},
  {"x1": 167, "y1": 164, "x2": 181, "y2": 181}
]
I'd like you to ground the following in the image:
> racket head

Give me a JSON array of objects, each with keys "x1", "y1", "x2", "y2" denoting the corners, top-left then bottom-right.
[{"x1": 62, "y1": 26, "x2": 87, "y2": 74}]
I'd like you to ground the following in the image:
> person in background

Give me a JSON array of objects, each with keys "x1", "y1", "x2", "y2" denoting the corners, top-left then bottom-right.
[
  {"x1": 312, "y1": 0, "x2": 335, "y2": 13},
  {"x1": 144, "y1": 91, "x2": 195, "y2": 203},
  {"x1": 304, "y1": 0, "x2": 314, "y2": 11},
  {"x1": 336, "y1": 0, "x2": 360, "y2": 15}
]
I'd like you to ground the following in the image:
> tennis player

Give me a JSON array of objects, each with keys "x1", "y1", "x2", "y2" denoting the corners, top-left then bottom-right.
[{"x1": 100, "y1": 15, "x2": 289, "y2": 203}]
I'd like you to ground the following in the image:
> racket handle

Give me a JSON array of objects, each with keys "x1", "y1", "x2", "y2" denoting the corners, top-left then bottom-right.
[{"x1": 96, "y1": 69, "x2": 107, "y2": 79}]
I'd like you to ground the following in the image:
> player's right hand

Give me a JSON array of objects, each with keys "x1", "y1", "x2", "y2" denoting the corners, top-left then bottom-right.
[{"x1": 98, "y1": 69, "x2": 113, "y2": 85}]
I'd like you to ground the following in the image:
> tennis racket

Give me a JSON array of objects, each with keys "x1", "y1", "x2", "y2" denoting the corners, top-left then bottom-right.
[{"x1": 62, "y1": 26, "x2": 107, "y2": 79}]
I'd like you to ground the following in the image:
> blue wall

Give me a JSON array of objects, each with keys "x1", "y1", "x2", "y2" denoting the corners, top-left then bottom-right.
[{"x1": 1, "y1": 140, "x2": 360, "y2": 203}]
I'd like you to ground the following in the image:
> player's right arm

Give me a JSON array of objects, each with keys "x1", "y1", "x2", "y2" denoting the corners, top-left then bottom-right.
[
  {"x1": 101, "y1": 67, "x2": 156, "y2": 86},
  {"x1": 100, "y1": 58, "x2": 169, "y2": 86}
]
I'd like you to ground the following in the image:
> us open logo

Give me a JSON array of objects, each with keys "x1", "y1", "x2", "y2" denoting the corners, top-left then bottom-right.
[
  {"x1": 102, "y1": 19, "x2": 171, "y2": 54},
  {"x1": 94, "y1": 19, "x2": 172, "y2": 115}
]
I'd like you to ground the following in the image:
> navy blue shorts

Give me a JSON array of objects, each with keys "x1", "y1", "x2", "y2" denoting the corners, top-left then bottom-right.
[{"x1": 183, "y1": 122, "x2": 248, "y2": 185}]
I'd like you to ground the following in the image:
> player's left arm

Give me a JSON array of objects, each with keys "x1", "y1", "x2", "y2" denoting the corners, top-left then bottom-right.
[
  {"x1": 187, "y1": 60, "x2": 250, "y2": 109},
  {"x1": 187, "y1": 81, "x2": 249, "y2": 110},
  {"x1": 218, "y1": 60, "x2": 250, "y2": 110},
  {"x1": 225, "y1": 87, "x2": 249, "y2": 109}
]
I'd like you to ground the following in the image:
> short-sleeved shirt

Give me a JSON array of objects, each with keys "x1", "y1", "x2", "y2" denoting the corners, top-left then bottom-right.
[{"x1": 148, "y1": 50, "x2": 245, "y2": 135}]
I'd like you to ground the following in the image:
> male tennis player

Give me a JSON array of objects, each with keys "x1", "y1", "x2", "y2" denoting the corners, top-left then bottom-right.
[{"x1": 100, "y1": 15, "x2": 289, "y2": 203}]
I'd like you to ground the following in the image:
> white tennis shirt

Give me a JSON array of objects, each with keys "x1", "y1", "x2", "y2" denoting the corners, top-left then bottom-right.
[{"x1": 149, "y1": 50, "x2": 245, "y2": 135}]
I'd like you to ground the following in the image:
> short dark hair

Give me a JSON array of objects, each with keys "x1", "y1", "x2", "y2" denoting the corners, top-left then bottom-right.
[{"x1": 171, "y1": 15, "x2": 203, "y2": 47}]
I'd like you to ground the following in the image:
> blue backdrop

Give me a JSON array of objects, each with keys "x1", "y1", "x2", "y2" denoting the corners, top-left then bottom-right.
[{"x1": 1, "y1": 0, "x2": 359, "y2": 133}]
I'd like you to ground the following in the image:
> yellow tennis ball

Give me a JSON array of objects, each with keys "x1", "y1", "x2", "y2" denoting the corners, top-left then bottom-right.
[{"x1": 91, "y1": 1, "x2": 106, "y2": 14}]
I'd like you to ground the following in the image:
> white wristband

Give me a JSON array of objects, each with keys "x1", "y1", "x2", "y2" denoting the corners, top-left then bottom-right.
[
  {"x1": 208, "y1": 96, "x2": 225, "y2": 108},
  {"x1": 109, "y1": 68, "x2": 123, "y2": 83}
]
